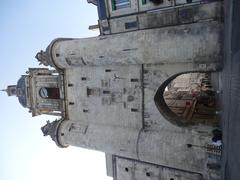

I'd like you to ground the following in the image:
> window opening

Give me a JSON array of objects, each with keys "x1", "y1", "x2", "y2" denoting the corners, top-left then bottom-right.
[
  {"x1": 39, "y1": 87, "x2": 60, "y2": 99},
  {"x1": 112, "y1": 0, "x2": 130, "y2": 10},
  {"x1": 142, "y1": 0, "x2": 164, "y2": 5}
]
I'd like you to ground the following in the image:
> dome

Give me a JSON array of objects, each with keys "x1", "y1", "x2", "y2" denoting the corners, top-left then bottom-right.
[{"x1": 16, "y1": 76, "x2": 28, "y2": 108}]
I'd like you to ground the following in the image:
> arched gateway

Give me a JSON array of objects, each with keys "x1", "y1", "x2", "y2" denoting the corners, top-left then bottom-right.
[{"x1": 4, "y1": 0, "x2": 223, "y2": 179}]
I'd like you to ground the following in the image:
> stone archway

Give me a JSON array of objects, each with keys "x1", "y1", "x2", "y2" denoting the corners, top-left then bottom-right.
[{"x1": 154, "y1": 72, "x2": 218, "y2": 127}]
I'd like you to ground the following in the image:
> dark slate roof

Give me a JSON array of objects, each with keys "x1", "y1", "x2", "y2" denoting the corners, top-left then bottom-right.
[{"x1": 17, "y1": 76, "x2": 27, "y2": 108}]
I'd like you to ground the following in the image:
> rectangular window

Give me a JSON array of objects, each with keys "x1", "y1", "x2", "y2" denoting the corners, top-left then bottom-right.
[
  {"x1": 112, "y1": 0, "x2": 130, "y2": 10},
  {"x1": 142, "y1": 0, "x2": 147, "y2": 5}
]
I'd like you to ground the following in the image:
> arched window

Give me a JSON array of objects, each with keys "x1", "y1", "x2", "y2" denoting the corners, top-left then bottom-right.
[
  {"x1": 39, "y1": 87, "x2": 60, "y2": 99},
  {"x1": 154, "y1": 73, "x2": 218, "y2": 127}
]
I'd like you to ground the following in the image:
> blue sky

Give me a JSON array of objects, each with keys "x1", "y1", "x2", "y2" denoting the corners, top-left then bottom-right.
[{"x1": 0, "y1": 1, "x2": 111, "y2": 180}]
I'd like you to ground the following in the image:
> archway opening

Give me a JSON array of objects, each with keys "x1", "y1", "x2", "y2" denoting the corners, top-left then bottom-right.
[
  {"x1": 39, "y1": 87, "x2": 60, "y2": 99},
  {"x1": 154, "y1": 72, "x2": 219, "y2": 127}
]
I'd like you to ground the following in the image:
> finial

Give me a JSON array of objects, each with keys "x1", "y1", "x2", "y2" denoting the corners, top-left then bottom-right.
[
  {"x1": 41, "y1": 120, "x2": 51, "y2": 136},
  {"x1": 1, "y1": 89, "x2": 8, "y2": 95},
  {"x1": 41, "y1": 119, "x2": 67, "y2": 148},
  {"x1": 41, "y1": 120, "x2": 60, "y2": 138},
  {"x1": 35, "y1": 50, "x2": 50, "y2": 66}
]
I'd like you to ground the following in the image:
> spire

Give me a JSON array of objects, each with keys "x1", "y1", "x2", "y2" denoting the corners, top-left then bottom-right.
[
  {"x1": 0, "y1": 89, "x2": 8, "y2": 96},
  {"x1": 2, "y1": 85, "x2": 17, "y2": 96}
]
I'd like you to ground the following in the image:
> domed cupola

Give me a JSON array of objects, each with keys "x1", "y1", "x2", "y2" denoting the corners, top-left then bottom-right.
[
  {"x1": 16, "y1": 75, "x2": 29, "y2": 108},
  {"x1": 3, "y1": 75, "x2": 30, "y2": 108}
]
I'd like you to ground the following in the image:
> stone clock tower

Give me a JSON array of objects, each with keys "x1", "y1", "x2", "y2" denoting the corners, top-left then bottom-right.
[
  {"x1": 4, "y1": 68, "x2": 64, "y2": 116},
  {"x1": 4, "y1": 0, "x2": 224, "y2": 179}
]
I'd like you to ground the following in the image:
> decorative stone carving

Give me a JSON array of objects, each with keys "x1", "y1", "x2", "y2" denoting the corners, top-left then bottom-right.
[{"x1": 35, "y1": 50, "x2": 51, "y2": 66}]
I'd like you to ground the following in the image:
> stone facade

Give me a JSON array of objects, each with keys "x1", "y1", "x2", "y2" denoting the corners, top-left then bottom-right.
[{"x1": 5, "y1": 0, "x2": 223, "y2": 179}]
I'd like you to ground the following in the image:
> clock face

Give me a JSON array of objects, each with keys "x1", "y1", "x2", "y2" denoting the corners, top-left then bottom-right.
[{"x1": 39, "y1": 87, "x2": 48, "y2": 98}]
